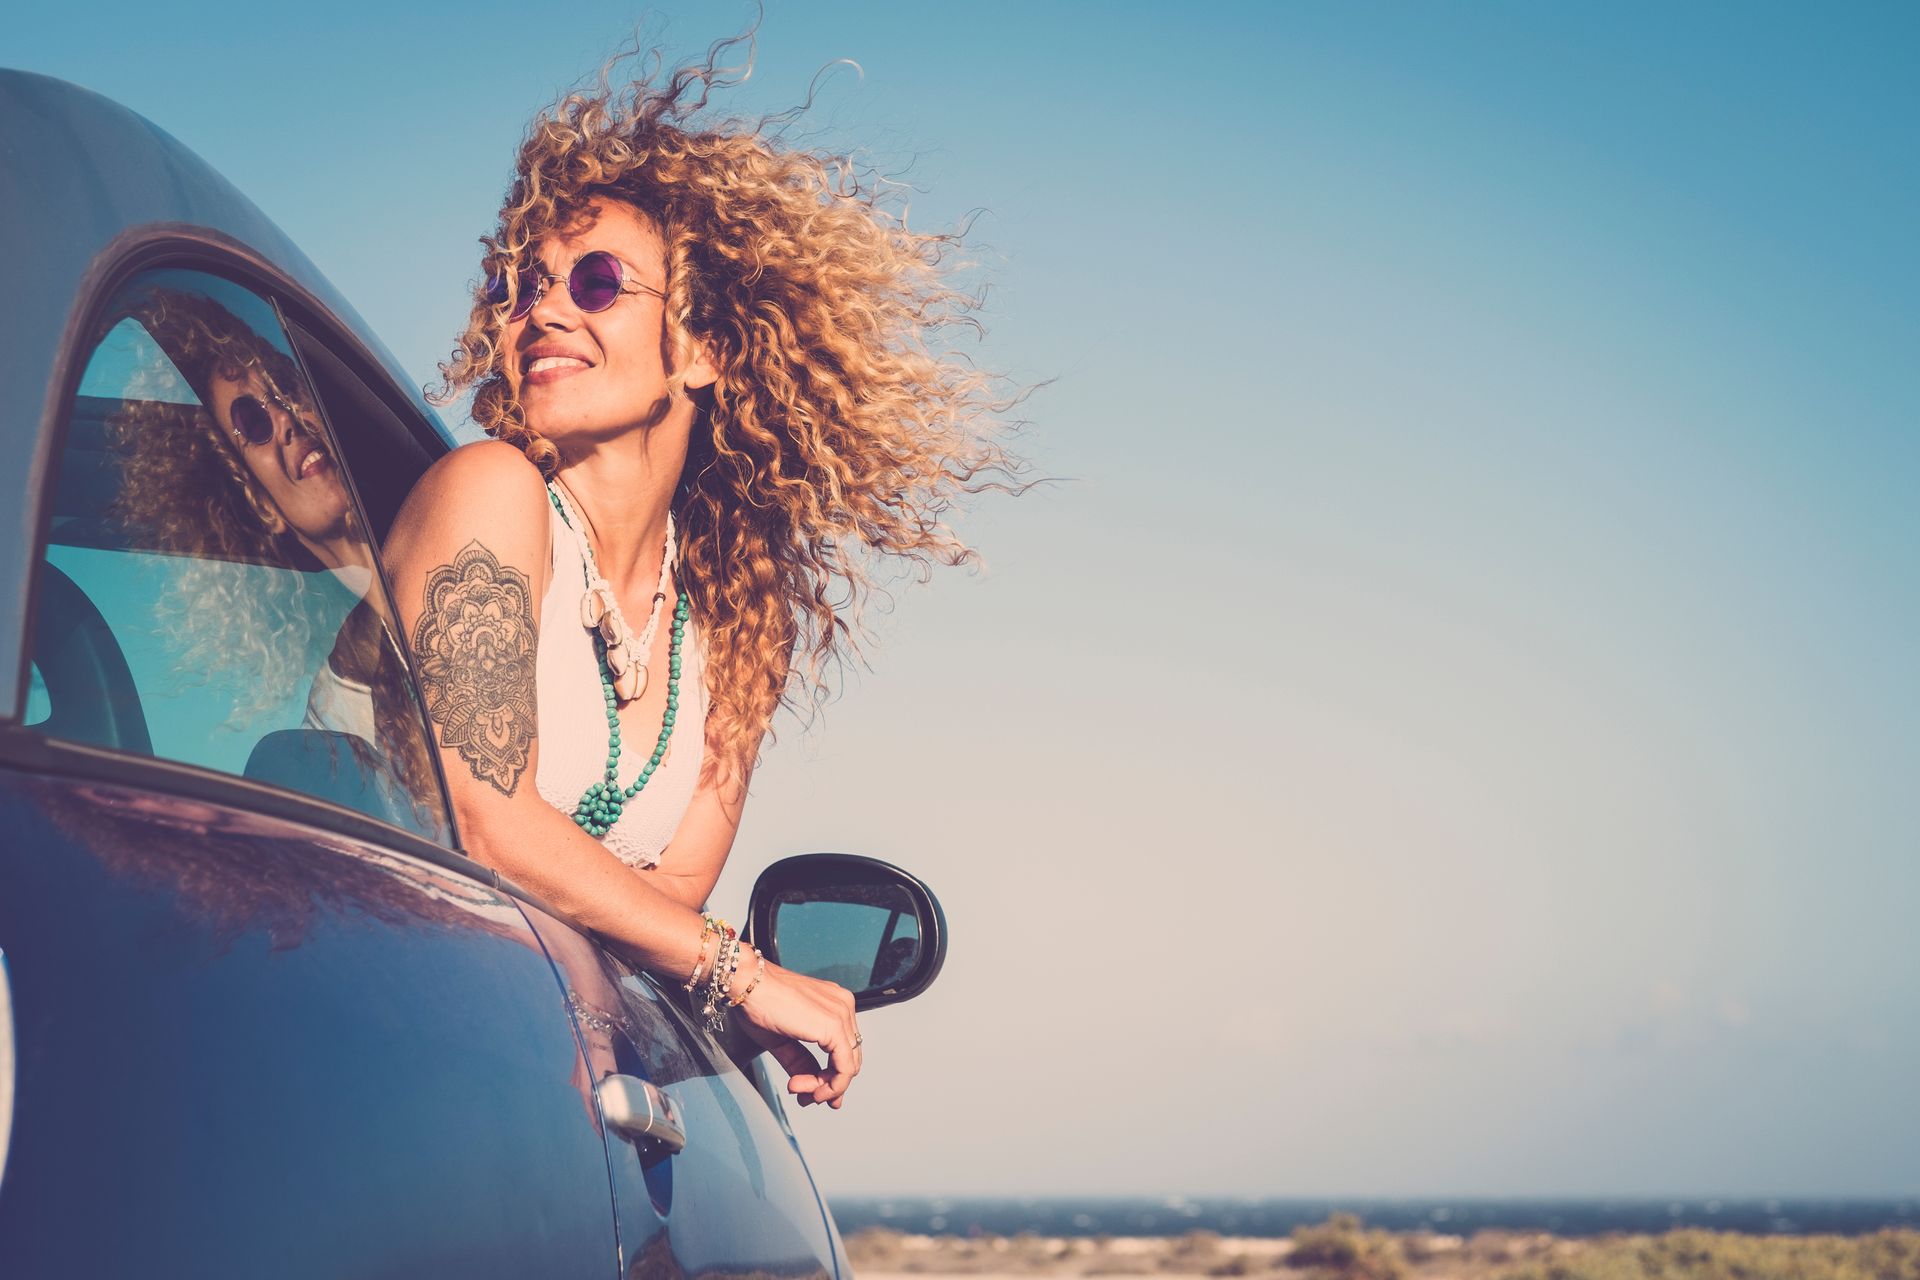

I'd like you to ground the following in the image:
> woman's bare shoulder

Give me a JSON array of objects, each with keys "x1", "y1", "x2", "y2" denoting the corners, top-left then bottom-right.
[{"x1": 387, "y1": 440, "x2": 550, "y2": 563}]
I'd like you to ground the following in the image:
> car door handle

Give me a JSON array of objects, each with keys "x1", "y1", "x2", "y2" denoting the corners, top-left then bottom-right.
[{"x1": 595, "y1": 1074, "x2": 687, "y2": 1153}]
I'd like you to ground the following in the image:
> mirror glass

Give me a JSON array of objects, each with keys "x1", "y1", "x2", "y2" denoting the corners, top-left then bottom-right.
[{"x1": 771, "y1": 883, "x2": 922, "y2": 995}]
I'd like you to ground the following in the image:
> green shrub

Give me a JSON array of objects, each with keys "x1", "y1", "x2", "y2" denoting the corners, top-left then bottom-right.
[{"x1": 1287, "y1": 1214, "x2": 1405, "y2": 1280}]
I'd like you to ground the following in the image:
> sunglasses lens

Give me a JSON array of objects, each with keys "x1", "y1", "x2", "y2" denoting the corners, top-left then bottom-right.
[
  {"x1": 484, "y1": 268, "x2": 510, "y2": 308},
  {"x1": 512, "y1": 268, "x2": 545, "y2": 321},
  {"x1": 570, "y1": 252, "x2": 624, "y2": 312},
  {"x1": 230, "y1": 396, "x2": 275, "y2": 446},
  {"x1": 486, "y1": 267, "x2": 542, "y2": 321}
]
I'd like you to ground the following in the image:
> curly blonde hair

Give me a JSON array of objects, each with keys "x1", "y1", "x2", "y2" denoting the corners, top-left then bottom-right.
[{"x1": 437, "y1": 34, "x2": 1024, "y2": 776}]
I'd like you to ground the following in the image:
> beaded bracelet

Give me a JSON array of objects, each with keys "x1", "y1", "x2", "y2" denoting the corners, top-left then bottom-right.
[
  {"x1": 701, "y1": 933, "x2": 741, "y2": 1034},
  {"x1": 698, "y1": 937, "x2": 725, "y2": 1031},
  {"x1": 683, "y1": 918, "x2": 717, "y2": 992},
  {"x1": 719, "y1": 941, "x2": 749, "y2": 1004},
  {"x1": 684, "y1": 915, "x2": 734, "y2": 994},
  {"x1": 728, "y1": 946, "x2": 768, "y2": 1007},
  {"x1": 718, "y1": 934, "x2": 741, "y2": 1005},
  {"x1": 682, "y1": 929, "x2": 713, "y2": 992}
]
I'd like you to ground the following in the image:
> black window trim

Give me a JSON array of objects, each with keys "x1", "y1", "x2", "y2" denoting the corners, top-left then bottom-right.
[
  {"x1": 273, "y1": 300, "x2": 456, "y2": 460},
  {"x1": 15, "y1": 225, "x2": 474, "y2": 861},
  {"x1": 268, "y1": 292, "x2": 464, "y2": 844}
]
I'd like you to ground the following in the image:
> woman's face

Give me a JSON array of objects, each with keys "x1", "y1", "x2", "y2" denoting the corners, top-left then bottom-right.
[
  {"x1": 205, "y1": 367, "x2": 353, "y2": 546},
  {"x1": 503, "y1": 197, "x2": 716, "y2": 448}
]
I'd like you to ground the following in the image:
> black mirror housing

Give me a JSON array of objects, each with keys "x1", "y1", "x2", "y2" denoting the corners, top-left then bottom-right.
[{"x1": 745, "y1": 854, "x2": 948, "y2": 1012}]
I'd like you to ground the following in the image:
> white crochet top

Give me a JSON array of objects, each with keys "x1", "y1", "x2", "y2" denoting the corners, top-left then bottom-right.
[{"x1": 533, "y1": 499, "x2": 706, "y2": 869}]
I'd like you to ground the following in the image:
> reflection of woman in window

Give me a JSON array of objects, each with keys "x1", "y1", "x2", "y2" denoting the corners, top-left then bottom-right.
[
  {"x1": 106, "y1": 288, "x2": 429, "y2": 801},
  {"x1": 389, "y1": 37, "x2": 1019, "y2": 1111}
]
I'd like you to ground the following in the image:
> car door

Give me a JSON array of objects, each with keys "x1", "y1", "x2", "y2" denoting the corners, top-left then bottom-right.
[
  {"x1": 520, "y1": 907, "x2": 841, "y2": 1280},
  {"x1": 0, "y1": 264, "x2": 621, "y2": 1277}
]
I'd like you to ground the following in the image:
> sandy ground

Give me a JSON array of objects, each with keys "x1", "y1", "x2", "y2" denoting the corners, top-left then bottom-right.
[
  {"x1": 843, "y1": 1228, "x2": 1577, "y2": 1280},
  {"x1": 842, "y1": 1226, "x2": 1920, "y2": 1280},
  {"x1": 848, "y1": 1233, "x2": 1303, "y2": 1278}
]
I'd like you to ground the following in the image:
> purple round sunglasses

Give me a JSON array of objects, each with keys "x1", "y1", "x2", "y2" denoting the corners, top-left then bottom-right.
[{"x1": 486, "y1": 251, "x2": 664, "y2": 323}]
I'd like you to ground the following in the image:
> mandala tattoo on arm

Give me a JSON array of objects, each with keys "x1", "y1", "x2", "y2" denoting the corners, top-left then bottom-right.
[{"x1": 412, "y1": 542, "x2": 538, "y2": 796}]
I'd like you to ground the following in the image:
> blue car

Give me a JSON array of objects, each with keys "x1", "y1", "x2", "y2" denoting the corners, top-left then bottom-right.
[{"x1": 0, "y1": 68, "x2": 946, "y2": 1278}]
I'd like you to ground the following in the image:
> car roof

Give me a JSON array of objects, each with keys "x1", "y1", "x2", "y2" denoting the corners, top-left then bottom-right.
[{"x1": 0, "y1": 68, "x2": 458, "y2": 721}]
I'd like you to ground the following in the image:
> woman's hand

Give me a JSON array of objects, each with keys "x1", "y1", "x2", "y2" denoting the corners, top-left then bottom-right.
[{"x1": 735, "y1": 958, "x2": 863, "y2": 1109}]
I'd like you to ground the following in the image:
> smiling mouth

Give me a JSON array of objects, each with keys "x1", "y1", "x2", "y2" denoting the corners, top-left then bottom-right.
[
  {"x1": 297, "y1": 446, "x2": 329, "y2": 479},
  {"x1": 524, "y1": 355, "x2": 592, "y2": 383}
]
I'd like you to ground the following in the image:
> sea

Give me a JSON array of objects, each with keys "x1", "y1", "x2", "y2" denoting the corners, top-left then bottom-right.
[{"x1": 828, "y1": 1196, "x2": 1920, "y2": 1239}]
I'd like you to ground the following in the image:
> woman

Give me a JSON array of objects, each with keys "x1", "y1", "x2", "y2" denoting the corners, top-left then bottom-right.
[{"x1": 386, "y1": 44, "x2": 1016, "y2": 1108}]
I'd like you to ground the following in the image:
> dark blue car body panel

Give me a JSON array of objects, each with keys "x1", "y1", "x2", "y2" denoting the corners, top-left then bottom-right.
[{"x1": 0, "y1": 765, "x2": 620, "y2": 1276}]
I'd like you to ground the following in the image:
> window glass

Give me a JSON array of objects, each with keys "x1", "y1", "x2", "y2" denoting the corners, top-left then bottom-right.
[{"x1": 32, "y1": 269, "x2": 452, "y2": 842}]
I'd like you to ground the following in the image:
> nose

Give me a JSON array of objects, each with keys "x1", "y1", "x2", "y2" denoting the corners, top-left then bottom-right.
[
  {"x1": 524, "y1": 270, "x2": 581, "y2": 330},
  {"x1": 274, "y1": 400, "x2": 314, "y2": 444}
]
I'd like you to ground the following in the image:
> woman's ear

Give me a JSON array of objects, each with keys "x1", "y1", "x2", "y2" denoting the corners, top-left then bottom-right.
[{"x1": 678, "y1": 334, "x2": 721, "y2": 393}]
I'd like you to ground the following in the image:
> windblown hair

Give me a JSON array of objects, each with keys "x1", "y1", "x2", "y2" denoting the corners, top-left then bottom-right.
[{"x1": 438, "y1": 35, "x2": 1023, "y2": 775}]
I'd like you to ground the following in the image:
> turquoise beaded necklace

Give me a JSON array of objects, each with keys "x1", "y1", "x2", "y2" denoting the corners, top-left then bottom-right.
[{"x1": 548, "y1": 485, "x2": 689, "y2": 839}]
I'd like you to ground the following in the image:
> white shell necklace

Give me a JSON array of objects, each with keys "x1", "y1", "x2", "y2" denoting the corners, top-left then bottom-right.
[{"x1": 547, "y1": 480, "x2": 675, "y2": 703}]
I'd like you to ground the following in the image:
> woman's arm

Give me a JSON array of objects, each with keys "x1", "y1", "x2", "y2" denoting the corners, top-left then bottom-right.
[
  {"x1": 386, "y1": 442, "x2": 862, "y2": 1102},
  {"x1": 385, "y1": 444, "x2": 690, "y2": 959},
  {"x1": 645, "y1": 752, "x2": 752, "y2": 912}
]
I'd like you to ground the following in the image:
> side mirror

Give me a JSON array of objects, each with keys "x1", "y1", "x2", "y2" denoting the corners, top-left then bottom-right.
[{"x1": 746, "y1": 854, "x2": 948, "y2": 1012}]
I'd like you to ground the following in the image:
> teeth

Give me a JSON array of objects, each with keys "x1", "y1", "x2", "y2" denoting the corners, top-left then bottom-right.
[
  {"x1": 299, "y1": 450, "x2": 324, "y2": 477},
  {"x1": 528, "y1": 356, "x2": 587, "y2": 373}
]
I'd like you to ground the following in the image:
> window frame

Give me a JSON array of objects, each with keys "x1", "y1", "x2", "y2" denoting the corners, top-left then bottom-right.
[{"x1": 12, "y1": 227, "x2": 473, "y2": 864}]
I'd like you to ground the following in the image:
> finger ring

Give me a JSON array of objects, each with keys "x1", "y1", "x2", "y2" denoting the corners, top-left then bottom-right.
[{"x1": 853, "y1": 1031, "x2": 864, "y2": 1048}]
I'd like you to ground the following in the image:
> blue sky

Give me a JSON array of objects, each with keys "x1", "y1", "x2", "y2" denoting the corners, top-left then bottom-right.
[{"x1": 9, "y1": 2, "x2": 1918, "y2": 1195}]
